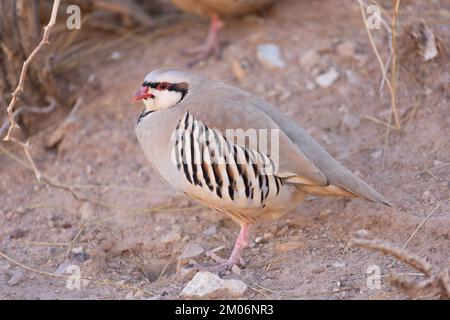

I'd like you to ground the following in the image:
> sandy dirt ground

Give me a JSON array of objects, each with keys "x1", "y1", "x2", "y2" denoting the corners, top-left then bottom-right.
[{"x1": 1, "y1": 0, "x2": 449, "y2": 299}]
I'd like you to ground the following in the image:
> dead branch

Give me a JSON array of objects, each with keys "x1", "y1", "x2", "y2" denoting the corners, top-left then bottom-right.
[
  {"x1": 356, "y1": 0, "x2": 401, "y2": 129},
  {"x1": 350, "y1": 235, "x2": 450, "y2": 299},
  {"x1": 350, "y1": 237, "x2": 432, "y2": 276},
  {"x1": 2, "y1": 0, "x2": 61, "y2": 181}
]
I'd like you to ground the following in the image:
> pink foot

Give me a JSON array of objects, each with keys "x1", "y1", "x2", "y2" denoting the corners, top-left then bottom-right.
[
  {"x1": 183, "y1": 14, "x2": 225, "y2": 67},
  {"x1": 187, "y1": 224, "x2": 252, "y2": 276}
]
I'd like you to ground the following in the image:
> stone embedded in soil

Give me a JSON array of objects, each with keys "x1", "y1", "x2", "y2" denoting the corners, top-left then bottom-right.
[
  {"x1": 54, "y1": 259, "x2": 74, "y2": 275},
  {"x1": 336, "y1": 41, "x2": 357, "y2": 58},
  {"x1": 231, "y1": 265, "x2": 242, "y2": 275},
  {"x1": 342, "y1": 114, "x2": 361, "y2": 129},
  {"x1": 7, "y1": 269, "x2": 25, "y2": 286},
  {"x1": 371, "y1": 149, "x2": 383, "y2": 159},
  {"x1": 203, "y1": 225, "x2": 217, "y2": 236},
  {"x1": 181, "y1": 271, "x2": 247, "y2": 298},
  {"x1": 79, "y1": 202, "x2": 95, "y2": 220},
  {"x1": 179, "y1": 243, "x2": 204, "y2": 261},
  {"x1": 299, "y1": 49, "x2": 321, "y2": 69},
  {"x1": 315, "y1": 68, "x2": 340, "y2": 88},
  {"x1": 332, "y1": 262, "x2": 346, "y2": 268},
  {"x1": 256, "y1": 44, "x2": 286, "y2": 69},
  {"x1": 161, "y1": 230, "x2": 182, "y2": 243},
  {"x1": 178, "y1": 264, "x2": 198, "y2": 281}
]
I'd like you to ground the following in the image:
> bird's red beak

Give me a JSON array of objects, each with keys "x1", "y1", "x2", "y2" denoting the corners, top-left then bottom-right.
[{"x1": 133, "y1": 86, "x2": 154, "y2": 102}]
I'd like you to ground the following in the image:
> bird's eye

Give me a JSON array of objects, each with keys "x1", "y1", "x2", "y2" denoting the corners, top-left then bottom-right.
[{"x1": 156, "y1": 82, "x2": 170, "y2": 90}]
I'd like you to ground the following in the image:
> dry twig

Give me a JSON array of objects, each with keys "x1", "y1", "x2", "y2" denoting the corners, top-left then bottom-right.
[
  {"x1": 350, "y1": 234, "x2": 450, "y2": 299},
  {"x1": 2, "y1": 0, "x2": 61, "y2": 180},
  {"x1": 357, "y1": 0, "x2": 402, "y2": 129}
]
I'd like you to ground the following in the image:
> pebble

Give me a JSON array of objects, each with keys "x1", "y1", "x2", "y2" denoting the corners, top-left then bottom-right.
[
  {"x1": 254, "y1": 236, "x2": 263, "y2": 244},
  {"x1": 305, "y1": 80, "x2": 317, "y2": 91},
  {"x1": 336, "y1": 41, "x2": 356, "y2": 58},
  {"x1": 161, "y1": 230, "x2": 182, "y2": 244},
  {"x1": 345, "y1": 69, "x2": 363, "y2": 86},
  {"x1": 332, "y1": 262, "x2": 346, "y2": 268},
  {"x1": 315, "y1": 68, "x2": 340, "y2": 87},
  {"x1": 181, "y1": 271, "x2": 247, "y2": 298},
  {"x1": 79, "y1": 202, "x2": 94, "y2": 220},
  {"x1": 371, "y1": 149, "x2": 383, "y2": 159},
  {"x1": 262, "y1": 232, "x2": 273, "y2": 241},
  {"x1": 256, "y1": 44, "x2": 286, "y2": 69},
  {"x1": 342, "y1": 114, "x2": 361, "y2": 129},
  {"x1": 299, "y1": 49, "x2": 321, "y2": 69},
  {"x1": 54, "y1": 259, "x2": 74, "y2": 275},
  {"x1": 178, "y1": 264, "x2": 198, "y2": 281},
  {"x1": 203, "y1": 225, "x2": 217, "y2": 236},
  {"x1": 110, "y1": 51, "x2": 122, "y2": 60},
  {"x1": 179, "y1": 243, "x2": 204, "y2": 261},
  {"x1": 433, "y1": 160, "x2": 443, "y2": 166},
  {"x1": 353, "y1": 229, "x2": 369, "y2": 238},
  {"x1": 422, "y1": 191, "x2": 434, "y2": 203},
  {"x1": 231, "y1": 265, "x2": 242, "y2": 275},
  {"x1": 7, "y1": 269, "x2": 25, "y2": 286}
]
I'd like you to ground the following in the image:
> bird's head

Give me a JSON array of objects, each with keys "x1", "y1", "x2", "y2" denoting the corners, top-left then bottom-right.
[{"x1": 133, "y1": 68, "x2": 194, "y2": 112}]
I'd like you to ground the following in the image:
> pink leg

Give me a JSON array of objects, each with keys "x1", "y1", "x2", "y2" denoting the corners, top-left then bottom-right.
[
  {"x1": 184, "y1": 14, "x2": 225, "y2": 66},
  {"x1": 195, "y1": 223, "x2": 252, "y2": 273},
  {"x1": 227, "y1": 223, "x2": 252, "y2": 267}
]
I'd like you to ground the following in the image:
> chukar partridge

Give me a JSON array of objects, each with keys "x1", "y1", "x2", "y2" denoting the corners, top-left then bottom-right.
[
  {"x1": 133, "y1": 68, "x2": 391, "y2": 271},
  {"x1": 169, "y1": 0, "x2": 275, "y2": 63}
]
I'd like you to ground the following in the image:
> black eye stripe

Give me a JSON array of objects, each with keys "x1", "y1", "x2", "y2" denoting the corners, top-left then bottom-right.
[{"x1": 142, "y1": 81, "x2": 188, "y2": 96}]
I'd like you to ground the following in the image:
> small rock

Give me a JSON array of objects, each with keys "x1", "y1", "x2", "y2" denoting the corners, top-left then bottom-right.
[
  {"x1": 342, "y1": 114, "x2": 361, "y2": 129},
  {"x1": 71, "y1": 246, "x2": 89, "y2": 262},
  {"x1": 422, "y1": 191, "x2": 434, "y2": 203},
  {"x1": 353, "y1": 229, "x2": 369, "y2": 238},
  {"x1": 311, "y1": 267, "x2": 325, "y2": 274},
  {"x1": 254, "y1": 236, "x2": 263, "y2": 244},
  {"x1": 299, "y1": 49, "x2": 321, "y2": 69},
  {"x1": 230, "y1": 59, "x2": 246, "y2": 82},
  {"x1": 71, "y1": 246, "x2": 84, "y2": 254},
  {"x1": 203, "y1": 225, "x2": 217, "y2": 236},
  {"x1": 370, "y1": 149, "x2": 383, "y2": 160},
  {"x1": 8, "y1": 269, "x2": 25, "y2": 286},
  {"x1": 54, "y1": 259, "x2": 74, "y2": 275},
  {"x1": 110, "y1": 51, "x2": 122, "y2": 60},
  {"x1": 345, "y1": 69, "x2": 363, "y2": 86},
  {"x1": 433, "y1": 160, "x2": 443, "y2": 166},
  {"x1": 256, "y1": 44, "x2": 286, "y2": 69},
  {"x1": 305, "y1": 80, "x2": 317, "y2": 91},
  {"x1": 231, "y1": 265, "x2": 242, "y2": 275},
  {"x1": 332, "y1": 262, "x2": 346, "y2": 268},
  {"x1": 181, "y1": 271, "x2": 247, "y2": 298},
  {"x1": 319, "y1": 210, "x2": 330, "y2": 221},
  {"x1": 161, "y1": 230, "x2": 182, "y2": 244},
  {"x1": 336, "y1": 41, "x2": 356, "y2": 58},
  {"x1": 315, "y1": 68, "x2": 340, "y2": 88},
  {"x1": 5, "y1": 211, "x2": 16, "y2": 221},
  {"x1": 276, "y1": 241, "x2": 305, "y2": 252},
  {"x1": 262, "y1": 232, "x2": 273, "y2": 241},
  {"x1": 79, "y1": 202, "x2": 94, "y2": 220},
  {"x1": 16, "y1": 206, "x2": 26, "y2": 214},
  {"x1": 178, "y1": 264, "x2": 198, "y2": 281},
  {"x1": 179, "y1": 243, "x2": 204, "y2": 261}
]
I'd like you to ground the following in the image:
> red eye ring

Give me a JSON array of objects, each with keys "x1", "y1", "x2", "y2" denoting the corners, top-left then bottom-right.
[{"x1": 156, "y1": 82, "x2": 170, "y2": 90}]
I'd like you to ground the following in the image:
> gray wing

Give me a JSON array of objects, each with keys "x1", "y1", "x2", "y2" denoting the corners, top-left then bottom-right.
[{"x1": 183, "y1": 82, "x2": 392, "y2": 206}]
